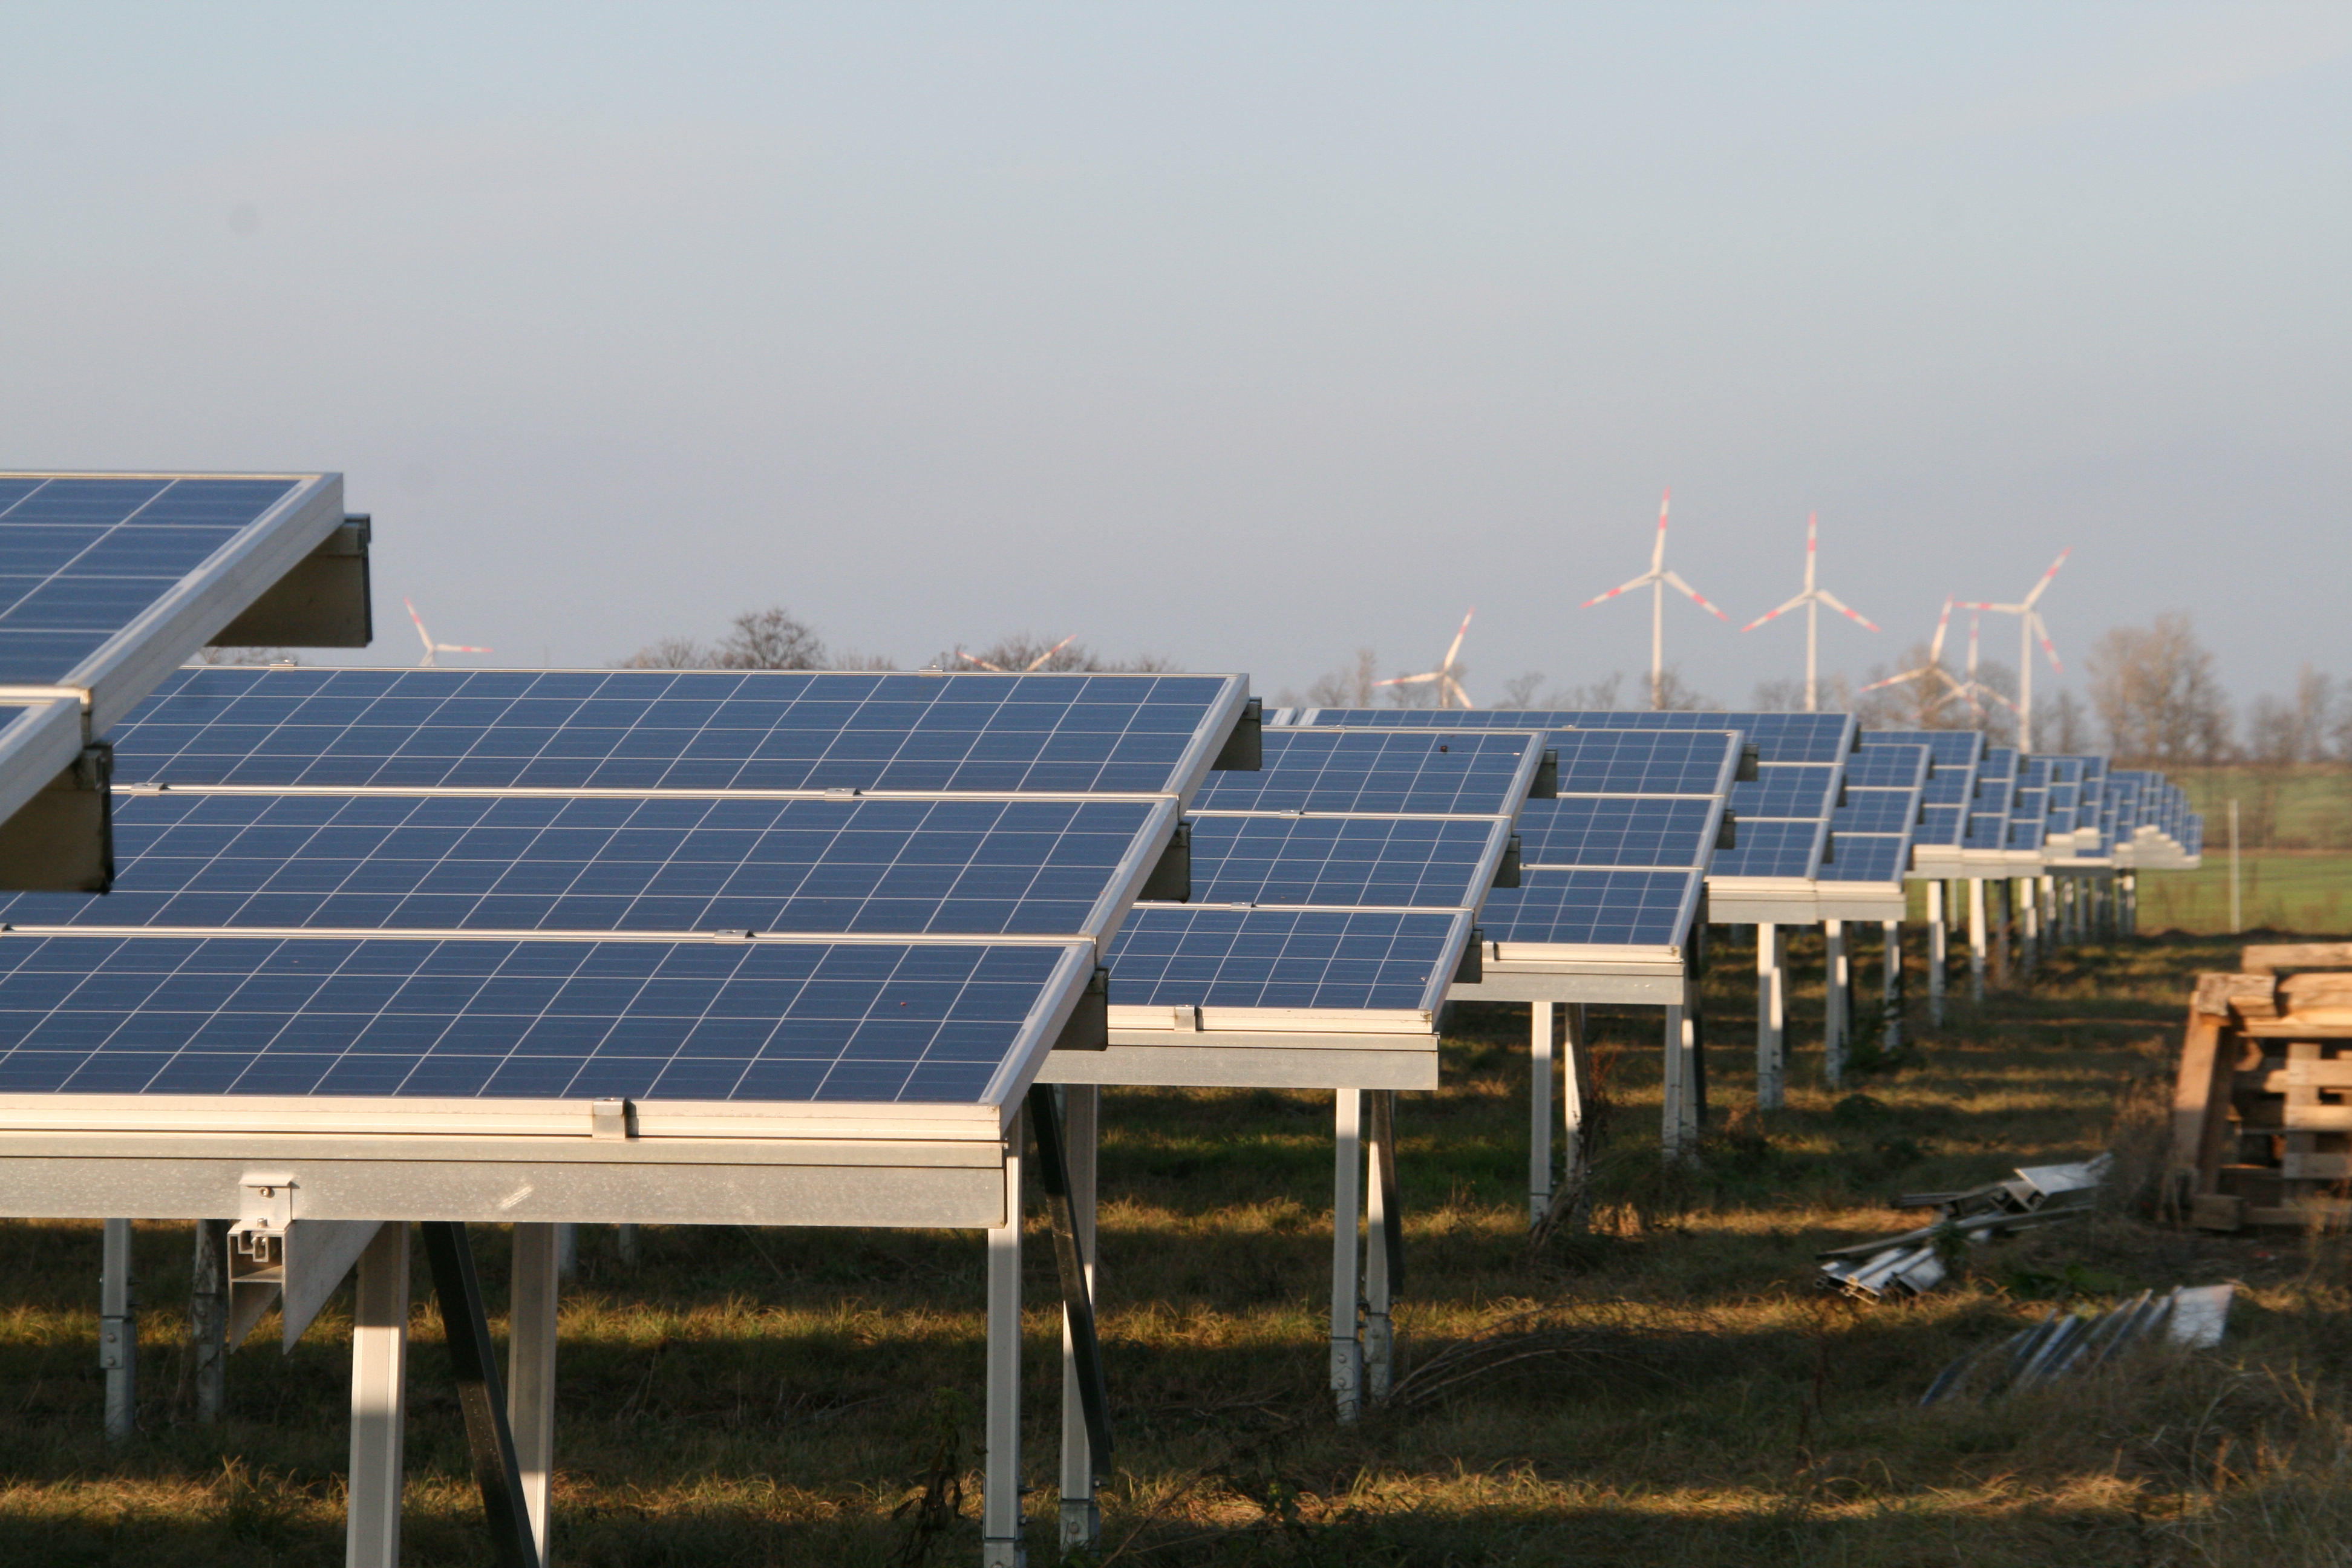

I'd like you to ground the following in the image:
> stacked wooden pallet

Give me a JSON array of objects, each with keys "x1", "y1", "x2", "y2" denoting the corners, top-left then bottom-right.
[{"x1": 2172, "y1": 943, "x2": 2352, "y2": 1232}]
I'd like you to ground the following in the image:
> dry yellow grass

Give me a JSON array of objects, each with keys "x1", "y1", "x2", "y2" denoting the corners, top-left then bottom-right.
[{"x1": 4, "y1": 927, "x2": 2350, "y2": 1565}]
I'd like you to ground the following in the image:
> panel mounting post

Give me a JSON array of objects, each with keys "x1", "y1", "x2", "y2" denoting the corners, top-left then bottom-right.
[
  {"x1": 348, "y1": 1221, "x2": 409, "y2": 1568},
  {"x1": 1364, "y1": 1089, "x2": 1402, "y2": 1403},
  {"x1": 982, "y1": 1114, "x2": 1027, "y2": 1568},
  {"x1": 100, "y1": 1217, "x2": 136, "y2": 1444},
  {"x1": 1330, "y1": 1088, "x2": 1364, "y2": 1424},
  {"x1": 419, "y1": 1221, "x2": 541, "y2": 1568},
  {"x1": 1048, "y1": 1085, "x2": 1103, "y2": 1553}
]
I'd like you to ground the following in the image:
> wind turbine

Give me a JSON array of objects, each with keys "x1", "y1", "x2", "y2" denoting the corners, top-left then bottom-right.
[
  {"x1": 1739, "y1": 512, "x2": 1879, "y2": 711},
  {"x1": 404, "y1": 598, "x2": 491, "y2": 668},
  {"x1": 1956, "y1": 607, "x2": 2018, "y2": 723},
  {"x1": 1858, "y1": 596, "x2": 1978, "y2": 721},
  {"x1": 1376, "y1": 609, "x2": 1474, "y2": 710},
  {"x1": 955, "y1": 633, "x2": 1079, "y2": 672},
  {"x1": 1960, "y1": 549, "x2": 2069, "y2": 751},
  {"x1": 1579, "y1": 489, "x2": 1730, "y2": 710}
]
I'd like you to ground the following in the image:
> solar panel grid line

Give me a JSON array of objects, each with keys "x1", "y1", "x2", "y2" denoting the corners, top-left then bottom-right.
[
  {"x1": 0, "y1": 474, "x2": 345, "y2": 731},
  {"x1": 1477, "y1": 866, "x2": 1705, "y2": 952},
  {"x1": 109, "y1": 667, "x2": 1252, "y2": 802},
  {"x1": 1103, "y1": 904, "x2": 1472, "y2": 1016},
  {"x1": 0, "y1": 790, "x2": 1183, "y2": 947},
  {"x1": 0, "y1": 931, "x2": 1100, "y2": 1122},
  {"x1": 1275, "y1": 712, "x2": 1746, "y2": 798},
  {"x1": 1291, "y1": 707, "x2": 1856, "y2": 765},
  {"x1": 1183, "y1": 812, "x2": 1514, "y2": 913}
]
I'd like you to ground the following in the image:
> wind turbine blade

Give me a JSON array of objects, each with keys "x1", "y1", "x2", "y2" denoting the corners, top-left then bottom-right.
[
  {"x1": 1740, "y1": 592, "x2": 1809, "y2": 632},
  {"x1": 1804, "y1": 511, "x2": 1818, "y2": 592},
  {"x1": 1858, "y1": 668, "x2": 1929, "y2": 693},
  {"x1": 1442, "y1": 607, "x2": 1474, "y2": 672},
  {"x1": 2033, "y1": 613, "x2": 2062, "y2": 674},
  {"x1": 1815, "y1": 589, "x2": 1880, "y2": 632},
  {"x1": 1650, "y1": 489, "x2": 1670, "y2": 573},
  {"x1": 1374, "y1": 671, "x2": 1440, "y2": 687},
  {"x1": 1023, "y1": 633, "x2": 1081, "y2": 671},
  {"x1": 2021, "y1": 547, "x2": 2071, "y2": 609},
  {"x1": 1579, "y1": 570, "x2": 1656, "y2": 609},
  {"x1": 1927, "y1": 597, "x2": 1955, "y2": 664},
  {"x1": 1661, "y1": 569, "x2": 1732, "y2": 622},
  {"x1": 439, "y1": 644, "x2": 493, "y2": 655},
  {"x1": 1444, "y1": 676, "x2": 1474, "y2": 710},
  {"x1": 955, "y1": 651, "x2": 1006, "y2": 671},
  {"x1": 403, "y1": 598, "x2": 434, "y2": 656}
]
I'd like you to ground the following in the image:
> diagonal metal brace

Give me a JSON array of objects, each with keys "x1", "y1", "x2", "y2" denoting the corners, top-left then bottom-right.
[
  {"x1": 419, "y1": 1221, "x2": 541, "y2": 1568},
  {"x1": 1369, "y1": 1090, "x2": 1404, "y2": 1296},
  {"x1": 1026, "y1": 1084, "x2": 1113, "y2": 1475}
]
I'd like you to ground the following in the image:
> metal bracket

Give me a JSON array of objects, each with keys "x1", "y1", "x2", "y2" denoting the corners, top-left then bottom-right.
[
  {"x1": 1052, "y1": 967, "x2": 1110, "y2": 1052},
  {"x1": 1737, "y1": 744, "x2": 1761, "y2": 782},
  {"x1": 1530, "y1": 749, "x2": 1559, "y2": 800},
  {"x1": 591, "y1": 1097, "x2": 633, "y2": 1139},
  {"x1": 0, "y1": 741, "x2": 114, "y2": 892},
  {"x1": 420, "y1": 1221, "x2": 542, "y2": 1568},
  {"x1": 1493, "y1": 834, "x2": 1522, "y2": 889},
  {"x1": 1452, "y1": 927, "x2": 1483, "y2": 986},
  {"x1": 223, "y1": 1174, "x2": 383, "y2": 1351},
  {"x1": 212, "y1": 514, "x2": 374, "y2": 648},
  {"x1": 1717, "y1": 812, "x2": 1737, "y2": 851},
  {"x1": 1140, "y1": 822, "x2": 1191, "y2": 902},
  {"x1": 1368, "y1": 1090, "x2": 1404, "y2": 1295},
  {"x1": 1211, "y1": 697, "x2": 1263, "y2": 771},
  {"x1": 1026, "y1": 1084, "x2": 1113, "y2": 1477}
]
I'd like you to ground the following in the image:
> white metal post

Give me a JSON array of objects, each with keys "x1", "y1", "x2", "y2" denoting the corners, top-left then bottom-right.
[
  {"x1": 1881, "y1": 920, "x2": 1903, "y2": 1052},
  {"x1": 983, "y1": 1116, "x2": 1027, "y2": 1568},
  {"x1": 1823, "y1": 920, "x2": 1847, "y2": 1087},
  {"x1": 1527, "y1": 1000, "x2": 1553, "y2": 1225},
  {"x1": 191, "y1": 1218, "x2": 228, "y2": 1425},
  {"x1": 1755, "y1": 923, "x2": 1786, "y2": 1111},
  {"x1": 348, "y1": 1221, "x2": 408, "y2": 1568},
  {"x1": 2040, "y1": 875, "x2": 2057, "y2": 962},
  {"x1": 100, "y1": 1218, "x2": 136, "y2": 1444},
  {"x1": 615, "y1": 1224, "x2": 641, "y2": 1268},
  {"x1": 1330, "y1": 1089, "x2": 1363, "y2": 1423},
  {"x1": 2229, "y1": 799, "x2": 2241, "y2": 934},
  {"x1": 2017, "y1": 880, "x2": 2039, "y2": 975},
  {"x1": 554, "y1": 1223, "x2": 577, "y2": 1282},
  {"x1": 508, "y1": 1223, "x2": 559, "y2": 1566},
  {"x1": 1561, "y1": 1004, "x2": 1589, "y2": 1217},
  {"x1": 1058, "y1": 1085, "x2": 1099, "y2": 1554},
  {"x1": 1925, "y1": 881, "x2": 1947, "y2": 1027},
  {"x1": 1662, "y1": 990, "x2": 1697, "y2": 1157},
  {"x1": 1362, "y1": 1094, "x2": 1393, "y2": 1402}
]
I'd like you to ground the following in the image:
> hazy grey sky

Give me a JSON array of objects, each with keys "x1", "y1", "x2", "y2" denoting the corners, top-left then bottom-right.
[{"x1": 4, "y1": 4, "x2": 2346, "y2": 707}]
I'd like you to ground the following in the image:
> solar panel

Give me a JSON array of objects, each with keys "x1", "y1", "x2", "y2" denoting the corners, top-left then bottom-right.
[
  {"x1": 1475, "y1": 868, "x2": 1701, "y2": 948},
  {"x1": 1186, "y1": 727, "x2": 1540, "y2": 817},
  {"x1": 1709, "y1": 815, "x2": 1826, "y2": 879},
  {"x1": 1104, "y1": 906, "x2": 1468, "y2": 1012},
  {"x1": 1826, "y1": 790, "x2": 1919, "y2": 835},
  {"x1": 1514, "y1": 797, "x2": 1716, "y2": 870},
  {"x1": 0, "y1": 474, "x2": 345, "y2": 728},
  {"x1": 110, "y1": 666, "x2": 1250, "y2": 800},
  {"x1": 1840, "y1": 748, "x2": 1932, "y2": 789},
  {"x1": 1861, "y1": 731, "x2": 1983, "y2": 858},
  {"x1": 1184, "y1": 814, "x2": 1506, "y2": 910},
  {"x1": 1818, "y1": 743, "x2": 1926, "y2": 886},
  {"x1": 1296, "y1": 707, "x2": 1854, "y2": 764},
  {"x1": 0, "y1": 790, "x2": 1173, "y2": 941},
  {"x1": 0, "y1": 931, "x2": 1093, "y2": 1106},
  {"x1": 1729, "y1": 766, "x2": 1838, "y2": 820},
  {"x1": 1541, "y1": 730, "x2": 1740, "y2": 795}
]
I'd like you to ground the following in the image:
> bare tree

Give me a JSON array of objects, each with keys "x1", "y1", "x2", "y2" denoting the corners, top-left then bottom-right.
[
  {"x1": 2032, "y1": 690, "x2": 2094, "y2": 753},
  {"x1": 716, "y1": 606, "x2": 828, "y2": 670},
  {"x1": 1651, "y1": 666, "x2": 1717, "y2": 713},
  {"x1": 1290, "y1": 649, "x2": 1381, "y2": 710},
  {"x1": 935, "y1": 634, "x2": 1176, "y2": 675},
  {"x1": 2085, "y1": 612, "x2": 2232, "y2": 767},
  {"x1": 616, "y1": 636, "x2": 712, "y2": 670}
]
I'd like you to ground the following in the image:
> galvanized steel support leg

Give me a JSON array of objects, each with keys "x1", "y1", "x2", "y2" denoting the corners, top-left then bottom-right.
[
  {"x1": 1056, "y1": 1085, "x2": 1100, "y2": 1554},
  {"x1": 1528, "y1": 1000, "x2": 1553, "y2": 1225},
  {"x1": 1756, "y1": 923, "x2": 1786, "y2": 1109},
  {"x1": 191, "y1": 1217, "x2": 229, "y2": 1425},
  {"x1": 348, "y1": 1221, "x2": 408, "y2": 1568},
  {"x1": 554, "y1": 1224, "x2": 577, "y2": 1282},
  {"x1": 983, "y1": 1116, "x2": 1027, "y2": 1568},
  {"x1": 419, "y1": 1221, "x2": 540, "y2": 1568},
  {"x1": 1028, "y1": 1086, "x2": 1110, "y2": 1556},
  {"x1": 100, "y1": 1218, "x2": 136, "y2": 1444},
  {"x1": 1882, "y1": 920, "x2": 1903, "y2": 1053},
  {"x1": 1561, "y1": 1004, "x2": 1589, "y2": 1217},
  {"x1": 1926, "y1": 883, "x2": 1947, "y2": 1028},
  {"x1": 1662, "y1": 988, "x2": 1699, "y2": 1157},
  {"x1": 1364, "y1": 1091, "x2": 1400, "y2": 1404},
  {"x1": 1822, "y1": 921, "x2": 1847, "y2": 1088},
  {"x1": 615, "y1": 1225, "x2": 641, "y2": 1269},
  {"x1": 1330, "y1": 1089, "x2": 1364, "y2": 1423},
  {"x1": 508, "y1": 1224, "x2": 558, "y2": 1566}
]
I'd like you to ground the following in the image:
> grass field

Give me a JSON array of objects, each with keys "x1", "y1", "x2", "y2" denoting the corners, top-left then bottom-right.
[
  {"x1": 5, "y1": 930, "x2": 2352, "y2": 1566},
  {"x1": 2138, "y1": 852, "x2": 2352, "y2": 935}
]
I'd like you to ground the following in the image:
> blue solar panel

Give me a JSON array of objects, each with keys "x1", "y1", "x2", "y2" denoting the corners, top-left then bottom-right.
[
  {"x1": 1828, "y1": 791, "x2": 1920, "y2": 835},
  {"x1": 1917, "y1": 803, "x2": 1967, "y2": 849},
  {"x1": 1106, "y1": 907, "x2": 1465, "y2": 1011},
  {"x1": 1819, "y1": 833, "x2": 1910, "y2": 883},
  {"x1": 1478, "y1": 868, "x2": 1700, "y2": 947},
  {"x1": 1187, "y1": 727, "x2": 1534, "y2": 817},
  {"x1": 1544, "y1": 730, "x2": 1739, "y2": 795},
  {"x1": 111, "y1": 667, "x2": 1243, "y2": 795},
  {"x1": 1707, "y1": 817, "x2": 1822, "y2": 879},
  {"x1": 0, "y1": 933, "x2": 1081, "y2": 1103},
  {"x1": 0, "y1": 477, "x2": 304, "y2": 687},
  {"x1": 0, "y1": 791, "x2": 1161, "y2": 939},
  {"x1": 1514, "y1": 797, "x2": 1716, "y2": 869},
  {"x1": 1302, "y1": 707, "x2": 1853, "y2": 765},
  {"x1": 1840, "y1": 748, "x2": 1931, "y2": 789},
  {"x1": 1730, "y1": 767, "x2": 1837, "y2": 820},
  {"x1": 1185, "y1": 815, "x2": 1501, "y2": 909}
]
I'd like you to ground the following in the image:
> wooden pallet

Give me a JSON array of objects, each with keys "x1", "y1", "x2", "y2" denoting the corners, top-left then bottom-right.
[{"x1": 2172, "y1": 944, "x2": 2352, "y2": 1232}]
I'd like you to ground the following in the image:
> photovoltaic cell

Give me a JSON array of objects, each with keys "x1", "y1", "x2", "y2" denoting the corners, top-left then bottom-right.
[
  {"x1": 1826, "y1": 791, "x2": 1920, "y2": 835},
  {"x1": 1105, "y1": 907, "x2": 1465, "y2": 1011},
  {"x1": 1514, "y1": 797, "x2": 1716, "y2": 869},
  {"x1": 1840, "y1": 748, "x2": 1932, "y2": 788},
  {"x1": 110, "y1": 666, "x2": 1242, "y2": 796},
  {"x1": 1185, "y1": 815, "x2": 1501, "y2": 909},
  {"x1": 0, "y1": 477, "x2": 304, "y2": 687},
  {"x1": 1820, "y1": 834, "x2": 1909, "y2": 883},
  {"x1": 1543, "y1": 730, "x2": 1739, "y2": 795},
  {"x1": 1186, "y1": 727, "x2": 1535, "y2": 817},
  {"x1": 1299, "y1": 707, "x2": 1852, "y2": 765},
  {"x1": 1729, "y1": 767, "x2": 1838, "y2": 820},
  {"x1": 0, "y1": 791, "x2": 1161, "y2": 939},
  {"x1": 1477, "y1": 868, "x2": 1700, "y2": 947},
  {"x1": 1708, "y1": 817, "x2": 1823, "y2": 880},
  {"x1": 0, "y1": 933, "x2": 1080, "y2": 1103}
]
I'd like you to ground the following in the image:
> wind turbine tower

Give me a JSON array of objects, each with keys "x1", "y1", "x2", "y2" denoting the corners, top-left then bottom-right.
[
  {"x1": 1579, "y1": 489, "x2": 1730, "y2": 710},
  {"x1": 1961, "y1": 549, "x2": 2069, "y2": 751},
  {"x1": 1740, "y1": 512, "x2": 1879, "y2": 711}
]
